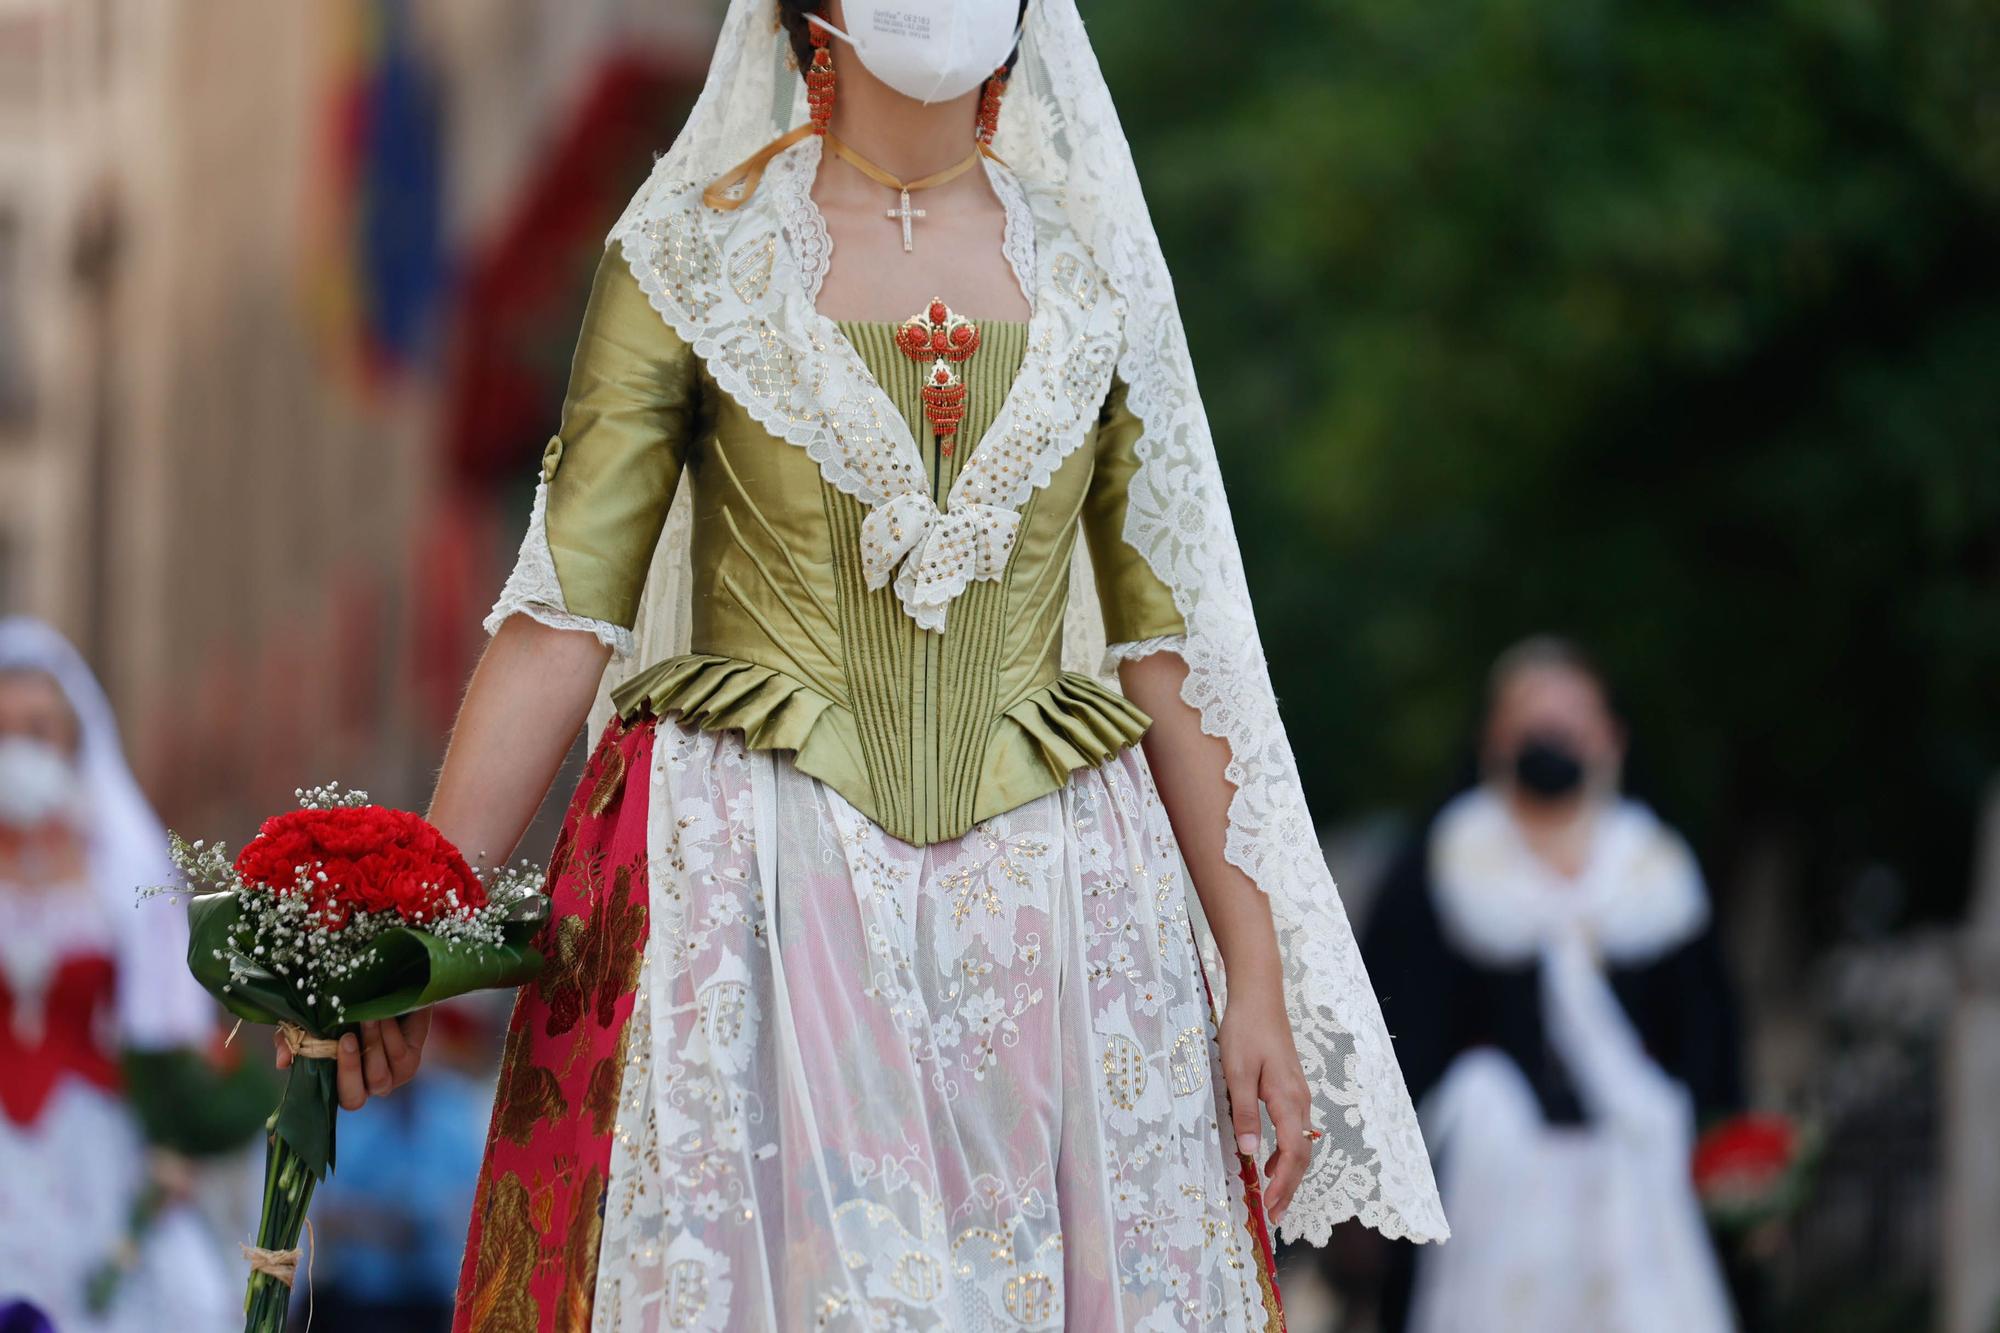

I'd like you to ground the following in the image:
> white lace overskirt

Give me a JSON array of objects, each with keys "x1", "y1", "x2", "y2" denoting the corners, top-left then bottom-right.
[{"x1": 591, "y1": 725, "x2": 1275, "y2": 1331}]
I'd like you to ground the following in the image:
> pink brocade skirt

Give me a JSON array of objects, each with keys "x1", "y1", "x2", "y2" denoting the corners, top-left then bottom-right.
[{"x1": 452, "y1": 717, "x2": 1285, "y2": 1332}]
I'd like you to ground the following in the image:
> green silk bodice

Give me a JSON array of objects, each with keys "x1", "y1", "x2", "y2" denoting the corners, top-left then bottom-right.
[{"x1": 533, "y1": 246, "x2": 1185, "y2": 845}]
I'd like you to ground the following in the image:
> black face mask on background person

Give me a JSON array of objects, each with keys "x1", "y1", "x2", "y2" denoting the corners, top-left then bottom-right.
[{"x1": 1511, "y1": 736, "x2": 1587, "y2": 801}]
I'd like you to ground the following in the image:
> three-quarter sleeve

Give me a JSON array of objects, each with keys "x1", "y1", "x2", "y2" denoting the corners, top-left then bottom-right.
[
  {"x1": 485, "y1": 242, "x2": 700, "y2": 651},
  {"x1": 1081, "y1": 375, "x2": 1186, "y2": 650}
]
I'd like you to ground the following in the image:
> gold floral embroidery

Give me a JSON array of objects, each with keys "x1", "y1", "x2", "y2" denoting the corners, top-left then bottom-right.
[
  {"x1": 557, "y1": 1168, "x2": 608, "y2": 1333},
  {"x1": 529, "y1": 1167, "x2": 560, "y2": 1235},
  {"x1": 1254, "y1": 1246, "x2": 1287, "y2": 1333},
  {"x1": 555, "y1": 914, "x2": 588, "y2": 967},
  {"x1": 1248, "y1": 1183, "x2": 1287, "y2": 1332},
  {"x1": 492, "y1": 1019, "x2": 568, "y2": 1147},
  {"x1": 543, "y1": 859, "x2": 649, "y2": 1038},
  {"x1": 583, "y1": 1054, "x2": 623, "y2": 1137},
  {"x1": 464, "y1": 1173, "x2": 540, "y2": 1331},
  {"x1": 586, "y1": 744, "x2": 628, "y2": 817}
]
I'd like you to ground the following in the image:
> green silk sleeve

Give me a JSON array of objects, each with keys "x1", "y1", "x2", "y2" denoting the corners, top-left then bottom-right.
[
  {"x1": 541, "y1": 243, "x2": 701, "y2": 629},
  {"x1": 1080, "y1": 376, "x2": 1187, "y2": 645}
]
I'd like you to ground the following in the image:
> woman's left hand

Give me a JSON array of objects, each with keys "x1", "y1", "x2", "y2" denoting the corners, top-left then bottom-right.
[
  {"x1": 1216, "y1": 975, "x2": 1313, "y2": 1230},
  {"x1": 1116, "y1": 650, "x2": 1315, "y2": 1227}
]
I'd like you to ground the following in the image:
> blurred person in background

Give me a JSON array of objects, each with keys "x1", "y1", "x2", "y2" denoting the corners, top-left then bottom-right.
[
  {"x1": 304, "y1": 1002, "x2": 497, "y2": 1333},
  {"x1": 1361, "y1": 635, "x2": 1742, "y2": 1332},
  {"x1": 0, "y1": 618, "x2": 235, "y2": 1332}
]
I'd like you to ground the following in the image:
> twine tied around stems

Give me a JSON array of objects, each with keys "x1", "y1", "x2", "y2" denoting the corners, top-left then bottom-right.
[
  {"x1": 277, "y1": 1021, "x2": 341, "y2": 1060},
  {"x1": 241, "y1": 1219, "x2": 316, "y2": 1328},
  {"x1": 239, "y1": 1241, "x2": 300, "y2": 1288}
]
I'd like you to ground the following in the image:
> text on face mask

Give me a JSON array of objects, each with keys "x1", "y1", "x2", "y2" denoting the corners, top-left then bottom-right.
[{"x1": 871, "y1": 9, "x2": 934, "y2": 40}]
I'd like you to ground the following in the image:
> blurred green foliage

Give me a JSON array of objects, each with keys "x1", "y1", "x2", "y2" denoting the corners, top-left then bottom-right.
[{"x1": 1090, "y1": 0, "x2": 2000, "y2": 919}]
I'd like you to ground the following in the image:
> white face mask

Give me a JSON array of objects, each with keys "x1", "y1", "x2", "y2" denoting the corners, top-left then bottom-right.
[
  {"x1": 808, "y1": 1, "x2": 1020, "y2": 106},
  {"x1": 0, "y1": 736, "x2": 80, "y2": 830}
]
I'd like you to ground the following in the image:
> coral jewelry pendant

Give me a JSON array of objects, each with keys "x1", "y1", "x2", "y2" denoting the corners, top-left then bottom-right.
[{"x1": 896, "y1": 298, "x2": 981, "y2": 454}]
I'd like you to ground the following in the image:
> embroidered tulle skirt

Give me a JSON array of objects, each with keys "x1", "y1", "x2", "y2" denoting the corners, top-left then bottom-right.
[{"x1": 454, "y1": 717, "x2": 1284, "y2": 1332}]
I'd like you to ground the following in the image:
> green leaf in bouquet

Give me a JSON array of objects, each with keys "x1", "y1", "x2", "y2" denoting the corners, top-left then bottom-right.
[
  {"x1": 185, "y1": 891, "x2": 314, "y2": 1031},
  {"x1": 333, "y1": 912, "x2": 546, "y2": 1025},
  {"x1": 274, "y1": 1056, "x2": 341, "y2": 1179}
]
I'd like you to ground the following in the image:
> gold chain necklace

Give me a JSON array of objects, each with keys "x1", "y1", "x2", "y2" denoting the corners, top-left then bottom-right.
[{"x1": 823, "y1": 132, "x2": 983, "y2": 253}]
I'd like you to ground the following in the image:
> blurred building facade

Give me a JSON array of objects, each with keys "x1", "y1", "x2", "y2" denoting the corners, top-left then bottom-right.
[
  {"x1": 0, "y1": 0, "x2": 120, "y2": 634},
  {"x1": 0, "y1": 0, "x2": 709, "y2": 825}
]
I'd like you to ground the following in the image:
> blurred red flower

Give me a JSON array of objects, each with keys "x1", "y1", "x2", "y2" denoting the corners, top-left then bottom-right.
[{"x1": 1693, "y1": 1112, "x2": 1799, "y2": 1204}]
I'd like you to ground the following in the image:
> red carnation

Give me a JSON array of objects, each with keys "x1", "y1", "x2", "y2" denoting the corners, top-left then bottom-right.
[{"x1": 233, "y1": 806, "x2": 485, "y2": 929}]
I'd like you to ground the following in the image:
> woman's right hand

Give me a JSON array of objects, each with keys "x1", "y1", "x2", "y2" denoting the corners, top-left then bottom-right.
[{"x1": 273, "y1": 1010, "x2": 433, "y2": 1109}]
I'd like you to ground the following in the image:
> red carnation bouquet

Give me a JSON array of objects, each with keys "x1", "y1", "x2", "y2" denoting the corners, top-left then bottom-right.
[
  {"x1": 154, "y1": 784, "x2": 546, "y2": 1333},
  {"x1": 1692, "y1": 1111, "x2": 1816, "y2": 1234}
]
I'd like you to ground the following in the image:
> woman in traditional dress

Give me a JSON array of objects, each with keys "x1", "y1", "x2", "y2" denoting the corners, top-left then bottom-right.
[
  {"x1": 1361, "y1": 637, "x2": 1741, "y2": 1332},
  {"x1": 321, "y1": 1, "x2": 1447, "y2": 1326},
  {"x1": 0, "y1": 618, "x2": 234, "y2": 1333}
]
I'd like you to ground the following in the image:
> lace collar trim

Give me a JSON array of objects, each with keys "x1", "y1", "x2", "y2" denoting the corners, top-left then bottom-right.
[{"x1": 614, "y1": 136, "x2": 1123, "y2": 632}]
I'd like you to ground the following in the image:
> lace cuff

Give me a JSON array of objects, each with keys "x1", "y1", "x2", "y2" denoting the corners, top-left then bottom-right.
[
  {"x1": 1100, "y1": 634, "x2": 1186, "y2": 674},
  {"x1": 483, "y1": 479, "x2": 637, "y2": 658}
]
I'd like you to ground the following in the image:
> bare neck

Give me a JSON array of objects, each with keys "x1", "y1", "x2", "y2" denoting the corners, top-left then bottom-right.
[{"x1": 820, "y1": 70, "x2": 985, "y2": 205}]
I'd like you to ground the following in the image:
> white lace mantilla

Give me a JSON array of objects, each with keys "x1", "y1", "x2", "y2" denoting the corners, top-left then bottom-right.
[
  {"x1": 574, "y1": 0, "x2": 1446, "y2": 1246},
  {"x1": 1006, "y1": 3, "x2": 1447, "y2": 1242},
  {"x1": 612, "y1": 135, "x2": 1121, "y2": 634}
]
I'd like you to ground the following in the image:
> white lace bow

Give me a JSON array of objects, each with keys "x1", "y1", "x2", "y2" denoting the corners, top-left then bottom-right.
[{"x1": 860, "y1": 494, "x2": 1023, "y2": 631}]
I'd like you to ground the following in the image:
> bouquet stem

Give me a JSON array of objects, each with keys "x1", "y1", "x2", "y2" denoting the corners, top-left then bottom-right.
[{"x1": 239, "y1": 1054, "x2": 338, "y2": 1333}]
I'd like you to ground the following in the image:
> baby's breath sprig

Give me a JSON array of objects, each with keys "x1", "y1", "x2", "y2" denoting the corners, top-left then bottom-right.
[
  {"x1": 295, "y1": 782, "x2": 371, "y2": 811},
  {"x1": 141, "y1": 831, "x2": 239, "y2": 904},
  {"x1": 475, "y1": 857, "x2": 548, "y2": 910}
]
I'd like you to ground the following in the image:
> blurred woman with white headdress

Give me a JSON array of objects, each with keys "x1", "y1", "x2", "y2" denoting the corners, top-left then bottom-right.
[{"x1": 0, "y1": 617, "x2": 235, "y2": 1333}]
